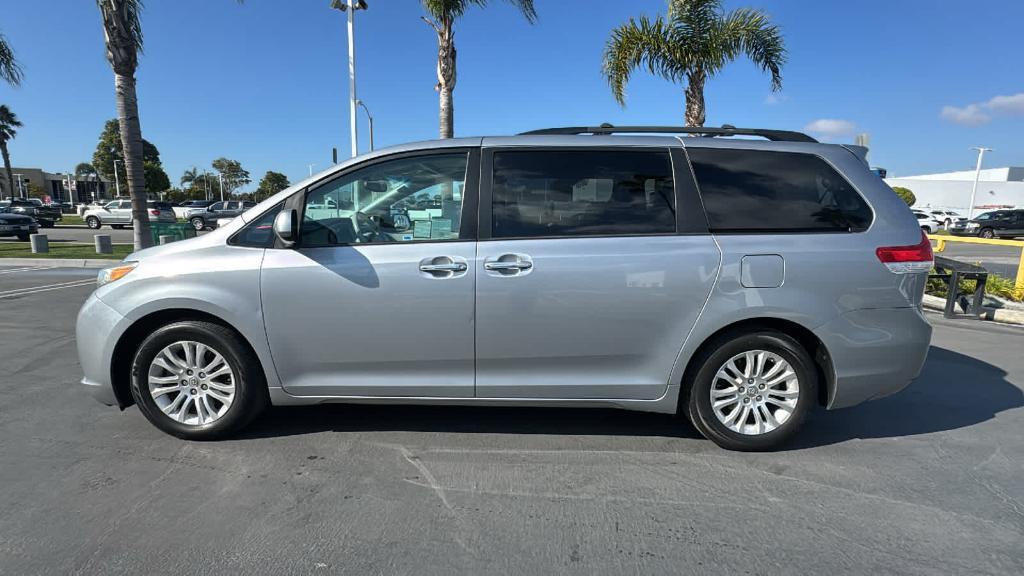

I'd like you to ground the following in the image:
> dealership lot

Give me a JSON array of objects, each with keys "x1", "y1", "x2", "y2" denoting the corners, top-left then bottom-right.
[{"x1": 0, "y1": 265, "x2": 1022, "y2": 575}]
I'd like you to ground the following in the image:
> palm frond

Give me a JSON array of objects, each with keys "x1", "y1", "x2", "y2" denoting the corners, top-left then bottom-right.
[
  {"x1": 602, "y1": 15, "x2": 679, "y2": 105},
  {"x1": 720, "y1": 7, "x2": 786, "y2": 91},
  {"x1": 0, "y1": 32, "x2": 24, "y2": 87},
  {"x1": 0, "y1": 105, "x2": 22, "y2": 141},
  {"x1": 421, "y1": 0, "x2": 535, "y2": 22}
]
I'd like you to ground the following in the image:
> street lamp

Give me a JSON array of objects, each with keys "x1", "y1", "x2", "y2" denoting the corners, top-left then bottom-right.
[
  {"x1": 356, "y1": 99, "x2": 374, "y2": 152},
  {"x1": 331, "y1": 0, "x2": 368, "y2": 158},
  {"x1": 112, "y1": 159, "x2": 122, "y2": 197},
  {"x1": 308, "y1": 163, "x2": 316, "y2": 177},
  {"x1": 968, "y1": 147, "x2": 992, "y2": 220}
]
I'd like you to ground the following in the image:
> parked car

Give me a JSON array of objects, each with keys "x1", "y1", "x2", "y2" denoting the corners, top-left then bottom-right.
[
  {"x1": 187, "y1": 200, "x2": 255, "y2": 231},
  {"x1": 951, "y1": 209, "x2": 1024, "y2": 239},
  {"x1": 174, "y1": 200, "x2": 216, "y2": 220},
  {"x1": 0, "y1": 198, "x2": 62, "y2": 227},
  {"x1": 77, "y1": 125, "x2": 933, "y2": 451},
  {"x1": 82, "y1": 200, "x2": 176, "y2": 229},
  {"x1": 0, "y1": 212, "x2": 38, "y2": 241},
  {"x1": 928, "y1": 209, "x2": 962, "y2": 227},
  {"x1": 911, "y1": 211, "x2": 943, "y2": 233}
]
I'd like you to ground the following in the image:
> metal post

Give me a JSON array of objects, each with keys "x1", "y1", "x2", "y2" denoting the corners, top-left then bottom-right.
[
  {"x1": 347, "y1": 0, "x2": 358, "y2": 158},
  {"x1": 968, "y1": 147, "x2": 992, "y2": 220},
  {"x1": 218, "y1": 173, "x2": 225, "y2": 202},
  {"x1": 357, "y1": 99, "x2": 374, "y2": 151},
  {"x1": 12, "y1": 173, "x2": 23, "y2": 198},
  {"x1": 30, "y1": 234, "x2": 48, "y2": 254},
  {"x1": 94, "y1": 234, "x2": 112, "y2": 254},
  {"x1": 113, "y1": 159, "x2": 122, "y2": 197}
]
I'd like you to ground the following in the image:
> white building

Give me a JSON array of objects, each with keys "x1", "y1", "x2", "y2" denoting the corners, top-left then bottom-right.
[{"x1": 885, "y1": 167, "x2": 1024, "y2": 213}]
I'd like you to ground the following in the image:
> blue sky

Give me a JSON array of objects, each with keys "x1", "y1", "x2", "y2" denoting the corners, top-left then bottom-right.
[{"x1": 2, "y1": 0, "x2": 1023, "y2": 189}]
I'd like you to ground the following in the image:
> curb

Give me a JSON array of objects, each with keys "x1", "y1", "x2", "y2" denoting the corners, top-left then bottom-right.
[
  {"x1": 922, "y1": 294, "x2": 1024, "y2": 326},
  {"x1": 0, "y1": 258, "x2": 117, "y2": 268}
]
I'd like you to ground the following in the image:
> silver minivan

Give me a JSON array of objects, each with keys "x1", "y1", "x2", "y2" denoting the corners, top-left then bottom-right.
[{"x1": 76, "y1": 126, "x2": 933, "y2": 450}]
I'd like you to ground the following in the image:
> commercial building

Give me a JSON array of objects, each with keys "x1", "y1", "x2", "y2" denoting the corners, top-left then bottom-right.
[
  {"x1": 885, "y1": 167, "x2": 1024, "y2": 213},
  {"x1": 1, "y1": 167, "x2": 111, "y2": 203}
]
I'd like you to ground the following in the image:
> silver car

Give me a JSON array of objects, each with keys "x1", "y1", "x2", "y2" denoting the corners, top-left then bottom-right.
[
  {"x1": 83, "y1": 200, "x2": 176, "y2": 229},
  {"x1": 76, "y1": 126, "x2": 933, "y2": 450}
]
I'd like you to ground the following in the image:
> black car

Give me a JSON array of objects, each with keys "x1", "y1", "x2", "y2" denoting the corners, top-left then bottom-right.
[
  {"x1": 951, "y1": 209, "x2": 1024, "y2": 239},
  {"x1": 187, "y1": 200, "x2": 255, "y2": 231},
  {"x1": 0, "y1": 212, "x2": 38, "y2": 241},
  {"x1": 0, "y1": 198, "x2": 62, "y2": 227}
]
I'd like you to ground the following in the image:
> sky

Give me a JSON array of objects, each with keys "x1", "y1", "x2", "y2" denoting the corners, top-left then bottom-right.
[{"x1": 2, "y1": 0, "x2": 1023, "y2": 190}]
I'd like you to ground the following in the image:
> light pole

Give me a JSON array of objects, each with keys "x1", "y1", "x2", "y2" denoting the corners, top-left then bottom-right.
[
  {"x1": 12, "y1": 173, "x2": 23, "y2": 198},
  {"x1": 968, "y1": 147, "x2": 992, "y2": 219},
  {"x1": 331, "y1": 0, "x2": 368, "y2": 158},
  {"x1": 308, "y1": 163, "x2": 316, "y2": 177},
  {"x1": 112, "y1": 159, "x2": 122, "y2": 197},
  {"x1": 356, "y1": 99, "x2": 374, "y2": 152},
  {"x1": 217, "y1": 173, "x2": 225, "y2": 202}
]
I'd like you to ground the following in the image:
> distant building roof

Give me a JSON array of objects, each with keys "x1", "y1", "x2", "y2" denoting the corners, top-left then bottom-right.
[{"x1": 896, "y1": 167, "x2": 1024, "y2": 182}]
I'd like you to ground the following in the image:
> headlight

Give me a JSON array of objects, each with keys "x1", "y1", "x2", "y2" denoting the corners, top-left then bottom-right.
[
  {"x1": 97, "y1": 262, "x2": 138, "y2": 288},
  {"x1": 966, "y1": 222, "x2": 979, "y2": 229}
]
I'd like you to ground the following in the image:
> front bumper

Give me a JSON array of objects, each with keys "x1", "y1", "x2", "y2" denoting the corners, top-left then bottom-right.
[
  {"x1": 814, "y1": 306, "x2": 932, "y2": 409},
  {"x1": 76, "y1": 291, "x2": 126, "y2": 406}
]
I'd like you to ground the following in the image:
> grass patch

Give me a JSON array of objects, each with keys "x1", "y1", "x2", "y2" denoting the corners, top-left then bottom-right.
[
  {"x1": 0, "y1": 242, "x2": 132, "y2": 260},
  {"x1": 59, "y1": 215, "x2": 85, "y2": 226}
]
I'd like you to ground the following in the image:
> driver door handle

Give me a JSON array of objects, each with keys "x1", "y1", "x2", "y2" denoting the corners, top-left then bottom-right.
[{"x1": 420, "y1": 262, "x2": 467, "y2": 273}]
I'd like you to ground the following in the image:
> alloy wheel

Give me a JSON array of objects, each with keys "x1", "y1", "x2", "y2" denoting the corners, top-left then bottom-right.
[
  {"x1": 147, "y1": 340, "x2": 236, "y2": 426},
  {"x1": 710, "y1": 350, "x2": 800, "y2": 435}
]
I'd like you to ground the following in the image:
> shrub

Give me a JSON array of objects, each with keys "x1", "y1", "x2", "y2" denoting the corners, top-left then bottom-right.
[{"x1": 891, "y1": 186, "x2": 915, "y2": 207}]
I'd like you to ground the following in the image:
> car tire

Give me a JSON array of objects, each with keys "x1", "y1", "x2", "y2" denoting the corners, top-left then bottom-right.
[
  {"x1": 979, "y1": 228, "x2": 995, "y2": 239},
  {"x1": 685, "y1": 330, "x2": 817, "y2": 452},
  {"x1": 130, "y1": 320, "x2": 268, "y2": 440},
  {"x1": 190, "y1": 217, "x2": 206, "y2": 231},
  {"x1": 86, "y1": 216, "x2": 101, "y2": 230},
  {"x1": 921, "y1": 225, "x2": 932, "y2": 234},
  {"x1": 16, "y1": 233, "x2": 30, "y2": 241}
]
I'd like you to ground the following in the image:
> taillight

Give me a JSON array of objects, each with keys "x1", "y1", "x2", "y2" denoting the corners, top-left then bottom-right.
[
  {"x1": 149, "y1": 209, "x2": 160, "y2": 216},
  {"x1": 876, "y1": 231, "x2": 933, "y2": 274}
]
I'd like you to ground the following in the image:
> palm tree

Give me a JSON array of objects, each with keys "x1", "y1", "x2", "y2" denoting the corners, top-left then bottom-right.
[
  {"x1": 0, "y1": 31, "x2": 23, "y2": 86},
  {"x1": 0, "y1": 106, "x2": 22, "y2": 200},
  {"x1": 421, "y1": 0, "x2": 537, "y2": 138},
  {"x1": 602, "y1": 0, "x2": 785, "y2": 127},
  {"x1": 96, "y1": 0, "x2": 154, "y2": 249},
  {"x1": 180, "y1": 166, "x2": 200, "y2": 189}
]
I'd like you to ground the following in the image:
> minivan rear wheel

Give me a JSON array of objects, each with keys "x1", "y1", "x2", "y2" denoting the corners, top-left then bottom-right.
[
  {"x1": 686, "y1": 330, "x2": 817, "y2": 451},
  {"x1": 130, "y1": 320, "x2": 267, "y2": 440}
]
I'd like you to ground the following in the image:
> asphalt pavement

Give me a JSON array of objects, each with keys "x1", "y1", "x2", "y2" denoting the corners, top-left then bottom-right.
[
  {"x1": 935, "y1": 241, "x2": 1022, "y2": 279},
  {"x1": 0, "y1": 264, "x2": 1022, "y2": 575}
]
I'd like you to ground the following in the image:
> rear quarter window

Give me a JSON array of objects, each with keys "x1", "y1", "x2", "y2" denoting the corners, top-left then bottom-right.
[{"x1": 687, "y1": 148, "x2": 873, "y2": 233}]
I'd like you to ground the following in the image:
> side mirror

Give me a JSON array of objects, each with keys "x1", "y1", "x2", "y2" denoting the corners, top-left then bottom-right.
[
  {"x1": 273, "y1": 209, "x2": 297, "y2": 247},
  {"x1": 208, "y1": 206, "x2": 216, "y2": 212}
]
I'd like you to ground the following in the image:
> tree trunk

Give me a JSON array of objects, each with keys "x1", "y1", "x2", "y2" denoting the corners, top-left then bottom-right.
[
  {"x1": 685, "y1": 70, "x2": 707, "y2": 128},
  {"x1": 0, "y1": 141, "x2": 14, "y2": 200},
  {"x1": 114, "y1": 72, "x2": 153, "y2": 250},
  {"x1": 435, "y1": 18, "x2": 456, "y2": 139}
]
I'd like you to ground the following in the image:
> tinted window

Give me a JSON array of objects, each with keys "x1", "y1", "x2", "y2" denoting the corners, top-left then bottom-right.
[
  {"x1": 231, "y1": 203, "x2": 282, "y2": 248},
  {"x1": 302, "y1": 153, "x2": 468, "y2": 247},
  {"x1": 490, "y1": 150, "x2": 675, "y2": 238},
  {"x1": 209, "y1": 202, "x2": 224, "y2": 211},
  {"x1": 688, "y1": 148, "x2": 873, "y2": 233}
]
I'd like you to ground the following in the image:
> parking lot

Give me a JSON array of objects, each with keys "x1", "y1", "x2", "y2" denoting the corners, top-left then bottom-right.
[{"x1": 1, "y1": 264, "x2": 1022, "y2": 575}]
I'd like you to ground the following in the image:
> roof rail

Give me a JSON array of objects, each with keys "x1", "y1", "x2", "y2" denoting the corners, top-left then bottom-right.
[{"x1": 519, "y1": 124, "x2": 818, "y2": 143}]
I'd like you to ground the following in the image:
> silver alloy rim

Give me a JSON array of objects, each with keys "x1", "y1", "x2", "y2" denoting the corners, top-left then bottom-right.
[
  {"x1": 147, "y1": 340, "x2": 235, "y2": 426},
  {"x1": 710, "y1": 350, "x2": 799, "y2": 436}
]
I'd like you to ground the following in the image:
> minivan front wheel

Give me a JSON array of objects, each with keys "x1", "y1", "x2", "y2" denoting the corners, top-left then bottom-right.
[
  {"x1": 686, "y1": 331, "x2": 817, "y2": 451},
  {"x1": 979, "y1": 228, "x2": 995, "y2": 239},
  {"x1": 130, "y1": 320, "x2": 267, "y2": 440}
]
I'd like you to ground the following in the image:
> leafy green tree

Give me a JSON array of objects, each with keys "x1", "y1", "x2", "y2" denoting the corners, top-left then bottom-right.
[
  {"x1": 603, "y1": 0, "x2": 786, "y2": 127},
  {"x1": 255, "y1": 170, "x2": 290, "y2": 201},
  {"x1": 144, "y1": 161, "x2": 170, "y2": 193},
  {"x1": 420, "y1": 0, "x2": 537, "y2": 138},
  {"x1": 212, "y1": 157, "x2": 250, "y2": 197},
  {"x1": 92, "y1": 119, "x2": 160, "y2": 186},
  {"x1": 0, "y1": 105, "x2": 22, "y2": 199},
  {"x1": 891, "y1": 186, "x2": 915, "y2": 207},
  {"x1": 0, "y1": 31, "x2": 23, "y2": 86}
]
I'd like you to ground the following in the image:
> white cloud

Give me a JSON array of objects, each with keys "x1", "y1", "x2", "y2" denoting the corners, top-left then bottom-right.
[
  {"x1": 804, "y1": 119, "x2": 856, "y2": 137},
  {"x1": 940, "y1": 104, "x2": 991, "y2": 126},
  {"x1": 764, "y1": 94, "x2": 788, "y2": 105},
  {"x1": 986, "y1": 93, "x2": 1024, "y2": 114},
  {"x1": 940, "y1": 92, "x2": 1024, "y2": 126}
]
